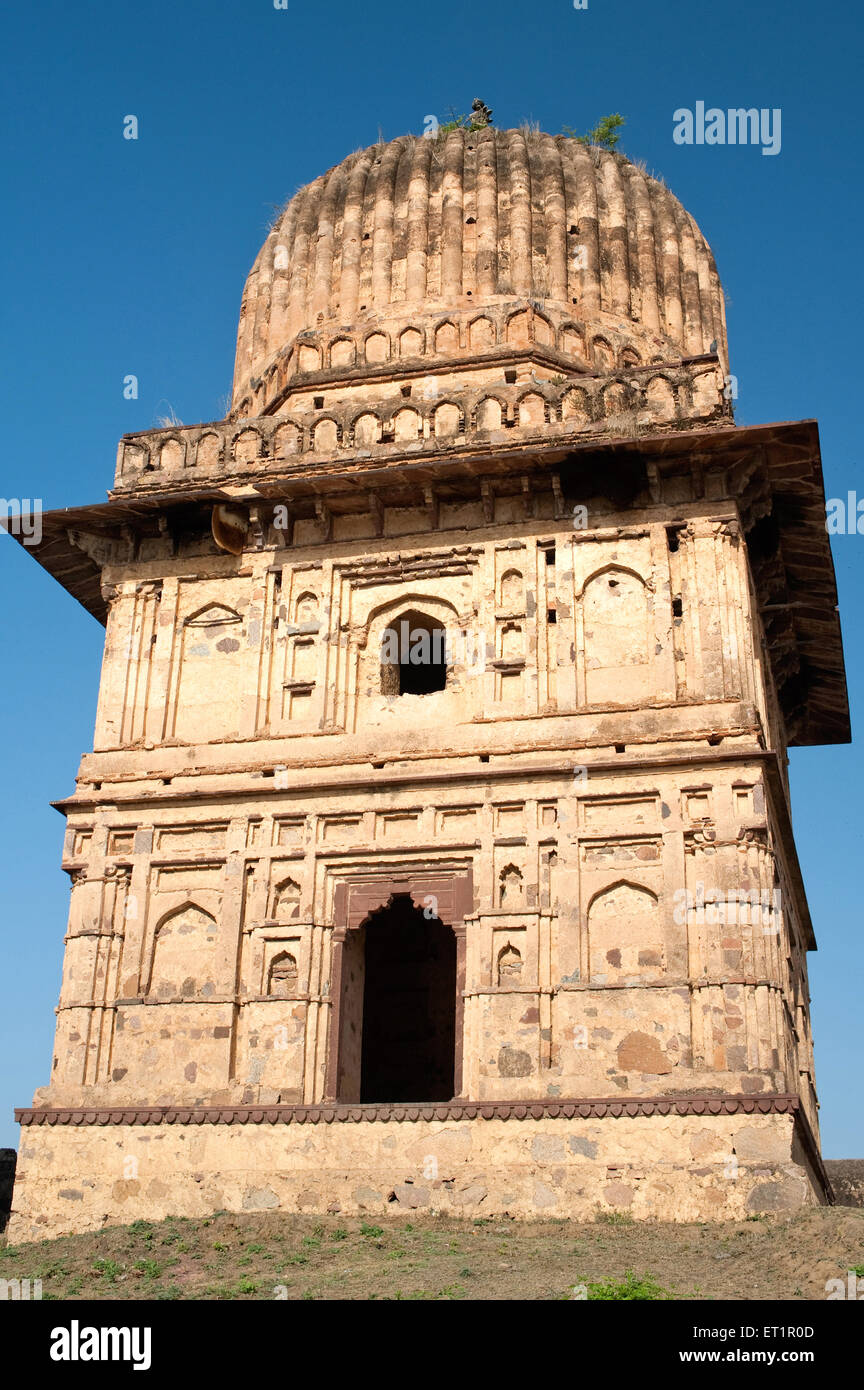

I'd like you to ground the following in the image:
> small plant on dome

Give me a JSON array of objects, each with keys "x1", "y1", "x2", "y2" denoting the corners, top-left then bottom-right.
[
  {"x1": 436, "y1": 99, "x2": 494, "y2": 137},
  {"x1": 563, "y1": 113, "x2": 626, "y2": 151}
]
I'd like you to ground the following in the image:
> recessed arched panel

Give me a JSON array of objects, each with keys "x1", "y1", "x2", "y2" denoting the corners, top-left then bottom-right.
[
  {"x1": 294, "y1": 591, "x2": 318, "y2": 624},
  {"x1": 534, "y1": 312, "x2": 554, "y2": 346},
  {"x1": 560, "y1": 325, "x2": 586, "y2": 359},
  {"x1": 497, "y1": 942, "x2": 523, "y2": 985},
  {"x1": 498, "y1": 864, "x2": 524, "y2": 908},
  {"x1": 364, "y1": 332, "x2": 389, "y2": 363},
  {"x1": 399, "y1": 326, "x2": 423, "y2": 357},
  {"x1": 196, "y1": 432, "x2": 222, "y2": 470},
  {"x1": 592, "y1": 336, "x2": 614, "y2": 369},
  {"x1": 476, "y1": 396, "x2": 503, "y2": 432},
  {"x1": 173, "y1": 603, "x2": 244, "y2": 742},
  {"x1": 312, "y1": 418, "x2": 339, "y2": 452},
  {"x1": 468, "y1": 316, "x2": 494, "y2": 350},
  {"x1": 562, "y1": 387, "x2": 592, "y2": 424},
  {"x1": 433, "y1": 402, "x2": 461, "y2": 438},
  {"x1": 506, "y1": 309, "x2": 530, "y2": 346},
  {"x1": 499, "y1": 568, "x2": 523, "y2": 608},
  {"x1": 435, "y1": 320, "x2": 459, "y2": 354},
  {"x1": 587, "y1": 882, "x2": 664, "y2": 982},
  {"x1": 272, "y1": 878, "x2": 301, "y2": 921},
  {"x1": 645, "y1": 374, "x2": 677, "y2": 421},
  {"x1": 353, "y1": 412, "x2": 380, "y2": 447},
  {"x1": 517, "y1": 392, "x2": 545, "y2": 427},
  {"x1": 148, "y1": 903, "x2": 218, "y2": 1000},
  {"x1": 267, "y1": 950, "x2": 298, "y2": 997},
  {"x1": 298, "y1": 343, "x2": 321, "y2": 373},
  {"x1": 330, "y1": 338, "x2": 355, "y2": 368},
  {"x1": 233, "y1": 428, "x2": 262, "y2": 464},
  {"x1": 498, "y1": 621, "x2": 523, "y2": 661},
  {"x1": 160, "y1": 437, "x2": 184, "y2": 471},
  {"x1": 602, "y1": 381, "x2": 631, "y2": 418},
  {"x1": 582, "y1": 566, "x2": 650, "y2": 705},
  {"x1": 393, "y1": 407, "x2": 421, "y2": 441},
  {"x1": 274, "y1": 420, "x2": 301, "y2": 456}
]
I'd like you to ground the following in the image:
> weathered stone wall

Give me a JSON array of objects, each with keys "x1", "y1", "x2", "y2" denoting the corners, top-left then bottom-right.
[
  {"x1": 824, "y1": 1160, "x2": 864, "y2": 1207},
  {"x1": 31, "y1": 506, "x2": 817, "y2": 1146},
  {"x1": 43, "y1": 759, "x2": 807, "y2": 1112},
  {"x1": 9, "y1": 1111, "x2": 816, "y2": 1242}
]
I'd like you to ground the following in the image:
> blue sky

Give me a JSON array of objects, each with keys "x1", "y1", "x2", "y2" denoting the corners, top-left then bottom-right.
[{"x1": 1, "y1": 0, "x2": 862, "y2": 1154}]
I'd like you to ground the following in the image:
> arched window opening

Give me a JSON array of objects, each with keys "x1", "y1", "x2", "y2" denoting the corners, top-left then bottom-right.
[{"x1": 380, "y1": 609, "x2": 448, "y2": 696}]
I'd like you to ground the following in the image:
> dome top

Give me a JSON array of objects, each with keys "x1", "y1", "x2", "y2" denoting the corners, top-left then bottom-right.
[{"x1": 232, "y1": 128, "x2": 727, "y2": 415}]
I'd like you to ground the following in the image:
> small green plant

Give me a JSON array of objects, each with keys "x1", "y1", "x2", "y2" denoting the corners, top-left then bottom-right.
[
  {"x1": 330, "y1": 1228, "x2": 348, "y2": 1242},
  {"x1": 133, "y1": 1259, "x2": 162, "y2": 1279},
  {"x1": 435, "y1": 102, "x2": 493, "y2": 138},
  {"x1": 586, "y1": 1270, "x2": 672, "y2": 1301},
  {"x1": 563, "y1": 113, "x2": 626, "y2": 151},
  {"x1": 595, "y1": 1208, "x2": 635, "y2": 1226},
  {"x1": 156, "y1": 1284, "x2": 182, "y2": 1301},
  {"x1": 360, "y1": 1222, "x2": 384, "y2": 1238},
  {"x1": 246, "y1": 1243, "x2": 264, "y2": 1253}
]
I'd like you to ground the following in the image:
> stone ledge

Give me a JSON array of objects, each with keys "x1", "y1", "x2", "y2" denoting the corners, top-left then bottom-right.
[{"x1": 16, "y1": 1092, "x2": 799, "y2": 1127}]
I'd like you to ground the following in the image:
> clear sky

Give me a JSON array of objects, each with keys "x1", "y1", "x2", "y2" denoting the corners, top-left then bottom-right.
[{"x1": 1, "y1": 0, "x2": 862, "y2": 1154}]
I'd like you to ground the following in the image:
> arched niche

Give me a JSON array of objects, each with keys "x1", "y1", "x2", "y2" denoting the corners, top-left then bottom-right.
[
  {"x1": 272, "y1": 877, "x2": 301, "y2": 921},
  {"x1": 148, "y1": 903, "x2": 218, "y2": 1000},
  {"x1": 267, "y1": 950, "x2": 299, "y2": 998},
  {"x1": 582, "y1": 565, "x2": 650, "y2": 706},
  {"x1": 352, "y1": 412, "x2": 380, "y2": 447},
  {"x1": 499, "y1": 568, "x2": 524, "y2": 609},
  {"x1": 173, "y1": 603, "x2": 244, "y2": 742},
  {"x1": 476, "y1": 396, "x2": 503, "y2": 432},
  {"x1": 497, "y1": 942, "x2": 523, "y2": 985},
  {"x1": 587, "y1": 881, "x2": 663, "y2": 982},
  {"x1": 434, "y1": 321, "x2": 459, "y2": 355},
  {"x1": 498, "y1": 864, "x2": 524, "y2": 908},
  {"x1": 468, "y1": 316, "x2": 494, "y2": 350}
]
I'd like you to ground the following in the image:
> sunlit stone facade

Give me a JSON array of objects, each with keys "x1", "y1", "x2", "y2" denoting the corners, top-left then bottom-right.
[{"x1": 9, "y1": 130, "x2": 848, "y2": 1238}]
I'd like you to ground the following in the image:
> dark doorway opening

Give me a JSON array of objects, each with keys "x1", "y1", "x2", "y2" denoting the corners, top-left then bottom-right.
[{"x1": 359, "y1": 895, "x2": 456, "y2": 1103}]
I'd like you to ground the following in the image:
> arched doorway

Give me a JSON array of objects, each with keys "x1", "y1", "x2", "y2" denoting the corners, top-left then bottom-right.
[{"x1": 335, "y1": 894, "x2": 457, "y2": 1103}]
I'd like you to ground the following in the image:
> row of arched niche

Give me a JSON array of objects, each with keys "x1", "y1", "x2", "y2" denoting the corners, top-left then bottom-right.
[
  {"x1": 142, "y1": 877, "x2": 667, "y2": 1001},
  {"x1": 127, "y1": 371, "x2": 686, "y2": 480},
  {"x1": 234, "y1": 307, "x2": 665, "y2": 416}
]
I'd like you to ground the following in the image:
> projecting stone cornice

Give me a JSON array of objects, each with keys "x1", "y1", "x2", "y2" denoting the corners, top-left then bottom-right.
[{"x1": 15, "y1": 1092, "x2": 801, "y2": 1127}]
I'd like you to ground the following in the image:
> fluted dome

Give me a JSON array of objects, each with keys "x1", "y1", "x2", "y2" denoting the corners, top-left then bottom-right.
[{"x1": 232, "y1": 128, "x2": 727, "y2": 416}]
